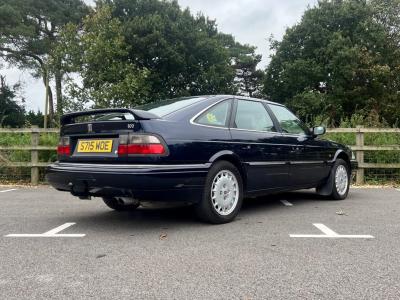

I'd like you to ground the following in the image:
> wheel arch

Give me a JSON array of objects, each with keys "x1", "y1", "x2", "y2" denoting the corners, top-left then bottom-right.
[
  {"x1": 209, "y1": 151, "x2": 247, "y2": 191},
  {"x1": 334, "y1": 150, "x2": 351, "y2": 169},
  {"x1": 317, "y1": 149, "x2": 351, "y2": 196}
]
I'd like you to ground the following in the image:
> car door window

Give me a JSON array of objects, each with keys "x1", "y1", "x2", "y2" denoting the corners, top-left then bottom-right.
[
  {"x1": 195, "y1": 100, "x2": 231, "y2": 127},
  {"x1": 234, "y1": 100, "x2": 276, "y2": 132},
  {"x1": 269, "y1": 104, "x2": 309, "y2": 135}
]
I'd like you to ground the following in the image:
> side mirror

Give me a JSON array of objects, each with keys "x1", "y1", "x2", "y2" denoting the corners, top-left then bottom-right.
[{"x1": 313, "y1": 126, "x2": 326, "y2": 136}]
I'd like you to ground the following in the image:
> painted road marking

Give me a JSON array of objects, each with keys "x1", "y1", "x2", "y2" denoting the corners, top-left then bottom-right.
[
  {"x1": 280, "y1": 200, "x2": 293, "y2": 207},
  {"x1": 0, "y1": 189, "x2": 17, "y2": 193},
  {"x1": 290, "y1": 223, "x2": 374, "y2": 239},
  {"x1": 396, "y1": 189, "x2": 400, "y2": 192},
  {"x1": 5, "y1": 223, "x2": 85, "y2": 238}
]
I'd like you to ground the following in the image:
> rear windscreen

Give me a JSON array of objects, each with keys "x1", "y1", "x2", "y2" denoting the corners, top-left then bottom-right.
[
  {"x1": 70, "y1": 112, "x2": 135, "y2": 123},
  {"x1": 137, "y1": 97, "x2": 207, "y2": 117}
]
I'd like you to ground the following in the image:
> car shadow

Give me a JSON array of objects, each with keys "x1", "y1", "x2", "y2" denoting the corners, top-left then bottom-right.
[
  {"x1": 70, "y1": 204, "x2": 200, "y2": 232},
  {"x1": 66, "y1": 189, "x2": 331, "y2": 233},
  {"x1": 244, "y1": 189, "x2": 328, "y2": 208},
  {"x1": 240, "y1": 189, "x2": 330, "y2": 215}
]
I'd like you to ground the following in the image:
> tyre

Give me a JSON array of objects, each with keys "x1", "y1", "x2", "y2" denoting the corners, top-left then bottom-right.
[
  {"x1": 195, "y1": 161, "x2": 243, "y2": 224},
  {"x1": 102, "y1": 197, "x2": 140, "y2": 211},
  {"x1": 328, "y1": 159, "x2": 350, "y2": 200}
]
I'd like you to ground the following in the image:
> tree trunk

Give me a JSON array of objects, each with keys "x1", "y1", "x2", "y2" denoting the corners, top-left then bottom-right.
[
  {"x1": 42, "y1": 73, "x2": 55, "y2": 126},
  {"x1": 47, "y1": 85, "x2": 55, "y2": 126},
  {"x1": 55, "y1": 66, "x2": 63, "y2": 118},
  {"x1": 48, "y1": 85, "x2": 54, "y2": 126}
]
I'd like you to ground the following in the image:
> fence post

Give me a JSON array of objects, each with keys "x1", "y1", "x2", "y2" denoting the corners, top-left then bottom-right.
[
  {"x1": 30, "y1": 126, "x2": 39, "y2": 185},
  {"x1": 355, "y1": 125, "x2": 364, "y2": 185}
]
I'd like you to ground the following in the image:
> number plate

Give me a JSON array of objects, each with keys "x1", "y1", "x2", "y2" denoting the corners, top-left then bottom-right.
[{"x1": 77, "y1": 140, "x2": 113, "y2": 153}]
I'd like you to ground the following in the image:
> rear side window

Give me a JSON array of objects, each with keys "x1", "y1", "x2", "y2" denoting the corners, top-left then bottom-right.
[
  {"x1": 268, "y1": 104, "x2": 309, "y2": 135},
  {"x1": 234, "y1": 100, "x2": 276, "y2": 132},
  {"x1": 195, "y1": 100, "x2": 231, "y2": 127}
]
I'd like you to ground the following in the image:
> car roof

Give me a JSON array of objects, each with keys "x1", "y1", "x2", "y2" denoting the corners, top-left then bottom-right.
[
  {"x1": 158, "y1": 94, "x2": 282, "y2": 104},
  {"x1": 229, "y1": 95, "x2": 284, "y2": 106},
  {"x1": 191, "y1": 95, "x2": 283, "y2": 106}
]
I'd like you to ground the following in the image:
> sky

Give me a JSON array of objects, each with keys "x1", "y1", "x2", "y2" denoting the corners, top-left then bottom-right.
[{"x1": 1, "y1": 0, "x2": 317, "y2": 112}]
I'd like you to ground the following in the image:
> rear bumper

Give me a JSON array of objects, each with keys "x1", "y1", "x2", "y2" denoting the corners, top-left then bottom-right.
[{"x1": 46, "y1": 162, "x2": 210, "y2": 202}]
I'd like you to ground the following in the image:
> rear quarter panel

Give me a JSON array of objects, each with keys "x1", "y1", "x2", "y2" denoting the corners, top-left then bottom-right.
[{"x1": 141, "y1": 119, "x2": 232, "y2": 164}]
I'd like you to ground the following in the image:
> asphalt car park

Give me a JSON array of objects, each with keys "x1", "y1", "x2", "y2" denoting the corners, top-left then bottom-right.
[{"x1": 1, "y1": 186, "x2": 400, "y2": 299}]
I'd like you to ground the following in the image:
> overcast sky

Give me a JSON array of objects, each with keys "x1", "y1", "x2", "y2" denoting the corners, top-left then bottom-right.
[{"x1": 1, "y1": 0, "x2": 317, "y2": 112}]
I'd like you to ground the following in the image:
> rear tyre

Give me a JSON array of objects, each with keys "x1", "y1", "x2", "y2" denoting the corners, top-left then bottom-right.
[
  {"x1": 195, "y1": 161, "x2": 243, "y2": 224},
  {"x1": 102, "y1": 197, "x2": 140, "y2": 211},
  {"x1": 328, "y1": 159, "x2": 350, "y2": 200}
]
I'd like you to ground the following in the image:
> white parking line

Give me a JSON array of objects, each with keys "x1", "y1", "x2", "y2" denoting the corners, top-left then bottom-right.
[
  {"x1": 280, "y1": 200, "x2": 293, "y2": 207},
  {"x1": 5, "y1": 223, "x2": 85, "y2": 238},
  {"x1": 0, "y1": 189, "x2": 17, "y2": 193},
  {"x1": 290, "y1": 223, "x2": 374, "y2": 239},
  {"x1": 313, "y1": 223, "x2": 340, "y2": 236}
]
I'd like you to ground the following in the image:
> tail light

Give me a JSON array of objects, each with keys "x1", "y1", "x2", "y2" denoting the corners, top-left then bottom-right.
[
  {"x1": 57, "y1": 136, "x2": 70, "y2": 156},
  {"x1": 118, "y1": 134, "x2": 167, "y2": 156}
]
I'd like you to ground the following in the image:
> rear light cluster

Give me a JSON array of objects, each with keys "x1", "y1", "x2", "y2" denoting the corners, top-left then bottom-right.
[
  {"x1": 57, "y1": 136, "x2": 70, "y2": 156},
  {"x1": 118, "y1": 134, "x2": 167, "y2": 156}
]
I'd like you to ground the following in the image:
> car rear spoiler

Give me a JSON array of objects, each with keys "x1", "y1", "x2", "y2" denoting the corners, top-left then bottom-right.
[{"x1": 60, "y1": 108, "x2": 159, "y2": 126}]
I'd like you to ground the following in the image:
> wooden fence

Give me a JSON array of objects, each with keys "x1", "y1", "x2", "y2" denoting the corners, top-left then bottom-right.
[
  {"x1": 0, "y1": 126, "x2": 399, "y2": 185},
  {"x1": 0, "y1": 126, "x2": 58, "y2": 185},
  {"x1": 326, "y1": 126, "x2": 400, "y2": 184}
]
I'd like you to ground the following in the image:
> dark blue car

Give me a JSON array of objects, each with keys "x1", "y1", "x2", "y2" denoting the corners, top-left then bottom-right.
[{"x1": 46, "y1": 95, "x2": 357, "y2": 223}]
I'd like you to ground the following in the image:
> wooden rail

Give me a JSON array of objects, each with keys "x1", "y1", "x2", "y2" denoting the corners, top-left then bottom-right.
[
  {"x1": 0, "y1": 126, "x2": 399, "y2": 185},
  {"x1": 0, "y1": 126, "x2": 59, "y2": 185},
  {"x1": 328, "y1": 126, "x2": 400, "y2": 184}
]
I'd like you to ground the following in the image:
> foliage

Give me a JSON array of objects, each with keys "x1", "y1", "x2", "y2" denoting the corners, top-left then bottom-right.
[
  {"x1": 0, "y1": 75, "x2": 25, "y2": 127},
  {"x1": 58, "y1": 6, "x2": 150, "y2": 109},
  {"x1": 232, "y1": 45, "x2": 264, "y2": 97},
  {"x1": 2, "y1": 0, "x2": 400, "y2": 129},
  {"x1": 101, "y1": 0, "x2": 246, "y2": 101},
  {"x1": 57, "y1": 1, "x2": 261, "y2": 108},
  {"x1": 25, "y1": 110, "x2": 44, "y2": 127},
  {"x1": 0, "y1": 0, "x2": 89, "y2": 120},
  {"x1": 264, "y1": 0, "x2": 400, "y2": 127}
]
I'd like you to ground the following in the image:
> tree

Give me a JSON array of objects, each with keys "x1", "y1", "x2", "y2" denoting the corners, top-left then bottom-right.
[
  {"x1": 0, "y1": 0, "x2": 89, "y2": 122},
  {"x1": 370, "y1": 0, "x2": 400, "y2": 125},
  {"x1": 59, "y1": 6, "x2": 150, "y2": 109},
  {"x1": 372, "y1": 0, "x2": 400, "y2": 44},
  {"x1": 232, "y1": 46, "x2": 264, "y2": 97},
  {"x1": 59, "y1": 0, "x2": 260, "y2": 107},
  {"x1": 25, "y1": 110, "x2": 44, "y2": 127},
  {"x1": 264, "y1": 0, "x2": 400, "y2": 126},
  {"x1": 104, "y1": 0, "x2": 241, "y2": 101},
  {"x1": 0, "y1": 75, "x2": 25, "y2": 127}
]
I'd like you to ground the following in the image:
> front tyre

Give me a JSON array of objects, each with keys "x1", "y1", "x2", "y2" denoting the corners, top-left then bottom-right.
[
  {"x1": 195, "y1": 161, "x2": 243, "y2": 224},
  {"x1": 328, "y1": 159, "x2": 350, "y2": 200},
  {"x1": 102, "y1": 197, "x2": 140, "y2": 211}
]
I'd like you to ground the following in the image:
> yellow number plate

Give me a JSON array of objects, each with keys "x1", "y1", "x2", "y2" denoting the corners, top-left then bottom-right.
[{"x1": 77, "y1": 140, "x2": 113, "y2": 153}]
